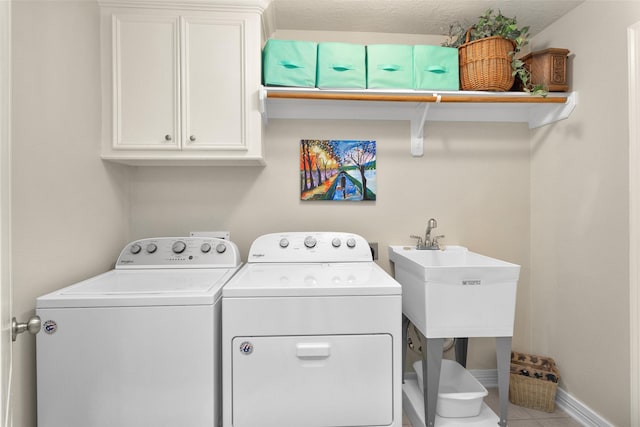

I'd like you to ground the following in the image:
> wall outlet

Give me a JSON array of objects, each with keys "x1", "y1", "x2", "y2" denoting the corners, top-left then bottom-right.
[
  {"x1": 189, "y1": 231, "x2": 230, "y2": 240},
  {"x1": 369, "y1": 242, "x2": 378, "y2": 260}
]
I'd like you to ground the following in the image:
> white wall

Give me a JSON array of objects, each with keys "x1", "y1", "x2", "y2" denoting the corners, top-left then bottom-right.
[
  {"x1": 131, "y1": 113, "x2": 533, "y2": 374},
  {"x1": 530, "y1": 2, "x2": 640, "y2": 426},
  {"x1": 11, "y1": 2, "x2": 130, "y2": 426}
]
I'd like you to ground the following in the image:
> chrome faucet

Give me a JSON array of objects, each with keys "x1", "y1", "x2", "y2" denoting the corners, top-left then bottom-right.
[{"x1": 410, "y1": 218, "x2": 444, "y2": 250}]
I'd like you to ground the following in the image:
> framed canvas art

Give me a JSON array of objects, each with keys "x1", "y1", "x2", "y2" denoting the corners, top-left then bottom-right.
[{"x1": 300, "y1": 139, "x2": 376, "y2": 201}]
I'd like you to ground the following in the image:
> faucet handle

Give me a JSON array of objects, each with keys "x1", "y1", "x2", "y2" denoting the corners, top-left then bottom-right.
[
  {"x1": 432, "y1": 235, "x2": 445, "y2": 249},
  {"x1": 410, "y1": 235, "x2": 424, "y2": 248}
]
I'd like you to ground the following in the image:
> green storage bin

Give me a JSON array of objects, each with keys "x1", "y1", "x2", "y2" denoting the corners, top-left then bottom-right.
[
  {"x1": 263, "y1": 39, "x2": 317, "y2": 87},
  {"x1": 366, "y1": 44, "x2": 413, "y2": 89},
  {"x1": 316, "y1": 42, "x2": 366, "y2": 89},
  {"x1": 413, "y1": 45, "x2": 459, "y2": 90}
]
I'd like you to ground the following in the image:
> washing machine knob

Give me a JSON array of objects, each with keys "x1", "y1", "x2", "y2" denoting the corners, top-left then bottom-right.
[
  {"x1": 172, "y1": 241, "x2": 187, "y2": 254},
  {"x1": 304, "y1": 236, "x2": 317, "y2": 248},
  {"x1": 346, "y1": 238, "x2": 356, "y2": 248},
  {"x1": 201, "y1": 243, "x2": 212, "y2": 253},
  {"x1": 130, "y1": 243, "x2": 142, "y2": 254},
  {"x1": 279, "y1": 238, "x2": 289, "y2": 248},
  {"x1": 216, "y1": 243, "x2": 227, "y2": 254},
  {"x1": 331, "y1": 238, "x2": 341, "y2": 248},
  {"x1": 145, "y1": 243, "x2": 157, "y2": 254}
]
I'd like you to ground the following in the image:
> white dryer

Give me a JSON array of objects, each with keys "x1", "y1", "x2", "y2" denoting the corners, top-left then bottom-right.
[
  {"x1": 222, "y1": 232, "x2": 402, "y2": 427},
  {"x1": 36, "y1": 237, "x2": 241, "y2": 427}
]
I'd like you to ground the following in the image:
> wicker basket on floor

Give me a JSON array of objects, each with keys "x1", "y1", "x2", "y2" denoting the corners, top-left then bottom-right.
[
  {"x1": 458, "y1": 33, "x2": 515, "y2": 91},
  {"x1": 509, "y1": 351, "x2": 560, "y2": 413}
]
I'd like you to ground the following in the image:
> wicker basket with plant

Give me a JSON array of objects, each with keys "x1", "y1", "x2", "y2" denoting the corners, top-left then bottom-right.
[{"x1": 443, "y1": 9, "x2": 546, "y2": 95}]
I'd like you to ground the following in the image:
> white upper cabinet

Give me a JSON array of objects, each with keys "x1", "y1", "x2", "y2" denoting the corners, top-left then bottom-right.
[
  {"x1": 114, "y1": 14, "x2": 180, "y2": 151},
  {"x1": 100, "y1": 2, "x2": 266, "y2": 166},
  {"x1": 182, "y1": 16, "x2": 243, "y2": 150}
]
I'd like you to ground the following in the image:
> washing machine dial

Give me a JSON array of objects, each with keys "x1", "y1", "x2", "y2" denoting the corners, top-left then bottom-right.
[
  {"x1": 346, "y1": 238, "x2": 356, "y2": 248},
  {"x1": 145, "y1": 243, "x2": 157, "y2": 254},
  {"x1": 200, "y1": 243, "x2": 211, "y2": 253},
  {"x1": 304, "y1": 236, "x2": 317, "y2": 248},
  {"x1": 129, "y1": 243, "x2": 142, "y2": 255},
  {"x1": 279, "y1": 238, "x2": 289, "y2": 248},
  {"x1": 172, "y1": 241, "x2": 187, "y2": 254},
  {"x1": 215, "y1": 243, "x2": 227, "y2": 254},
  {"x1": 331, "y1": 238, "x2": 341, "y2": 248}
]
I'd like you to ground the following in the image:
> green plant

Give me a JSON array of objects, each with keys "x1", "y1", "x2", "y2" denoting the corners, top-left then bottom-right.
[{"x1": 443, "y1": 9, "x2": 547, "y2": 96}]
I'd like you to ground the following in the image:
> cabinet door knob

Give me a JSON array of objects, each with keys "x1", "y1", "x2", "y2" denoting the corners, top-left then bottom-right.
[
  {"x1": 189, "y1": 135, "x2": 196, "y2": 142},
  {"x1": 164, "y1": 134, "x2": 172, "y2": 141}
]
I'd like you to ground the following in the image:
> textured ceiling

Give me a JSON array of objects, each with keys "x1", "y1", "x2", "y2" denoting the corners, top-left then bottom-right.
[{"x1": 270, "y1": 0, "x2": 584, "y2": 37}]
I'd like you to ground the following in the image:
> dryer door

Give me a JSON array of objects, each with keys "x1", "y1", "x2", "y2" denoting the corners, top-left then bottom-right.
[{"x1": 231, "y1": 334, "x2": 393, "y2": 427}]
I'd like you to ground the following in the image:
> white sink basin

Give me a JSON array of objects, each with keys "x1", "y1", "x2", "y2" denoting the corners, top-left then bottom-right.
[{"x1": 389, "y1": 245, "x2": 520, "y2": 338}]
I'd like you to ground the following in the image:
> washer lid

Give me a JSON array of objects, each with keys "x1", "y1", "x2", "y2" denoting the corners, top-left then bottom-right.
[
  {"x1": 222, "y1": 262, "x2": 401, "y2": 297},
  {"x1": 37, "y1": 268, "x2": 239, "y2": 308}
]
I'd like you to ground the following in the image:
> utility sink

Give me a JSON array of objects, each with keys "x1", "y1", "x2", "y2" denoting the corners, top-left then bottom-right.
[{"x1": 389, "y1": 245, "x2": 520, "y2": 339}]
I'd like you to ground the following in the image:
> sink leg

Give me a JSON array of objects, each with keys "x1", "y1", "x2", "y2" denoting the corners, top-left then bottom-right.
[
  {"x1": 496, "y1": 336, "x2": 512, "y2": 427},
  {"x1": 402, "y1": 315, "x2": 410, "y2": 383},
  {"x1": 423, "y1": 337, "x2": 444, "y2": 427},
  {"x1": 454, "y1": 337, "x2": 469, "y2": 368}
]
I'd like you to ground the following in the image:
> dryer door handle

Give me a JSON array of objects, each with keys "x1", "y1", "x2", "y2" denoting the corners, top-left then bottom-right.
[{"x1": 296, "y1": 342, "x2": 331, "y2": 359}]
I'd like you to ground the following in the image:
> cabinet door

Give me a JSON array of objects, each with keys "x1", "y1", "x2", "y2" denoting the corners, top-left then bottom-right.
[
  {"x1": 113, "y1": 14, "x2": 180, "y2": 150},
  {"x1": 182, "y1": 16, "x2": 244, "y2": 151}
]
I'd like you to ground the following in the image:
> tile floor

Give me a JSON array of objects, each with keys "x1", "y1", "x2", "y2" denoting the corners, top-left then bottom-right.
[{"x1": 402, "y1": 387, "x2": 583, "y2": 427}]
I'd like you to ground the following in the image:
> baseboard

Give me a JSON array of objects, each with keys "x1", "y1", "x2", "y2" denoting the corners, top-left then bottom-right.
[
  {"x1": 555, "y1": 387, "x2": 613, "y2": 427},
  {"x1": 470, "y1": 369, "x2": 613, "y2": 427}
]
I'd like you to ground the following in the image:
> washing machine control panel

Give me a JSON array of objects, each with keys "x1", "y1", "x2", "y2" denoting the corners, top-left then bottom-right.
[
  {"x1": 248, "y1": 232, "x2": 372, "y2": 263},
  {"x1": 116, "y1": 237, "x2": 241, "y2": 269}
]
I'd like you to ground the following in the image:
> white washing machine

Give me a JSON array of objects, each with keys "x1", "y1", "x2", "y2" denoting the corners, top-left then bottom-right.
[
  {"x1": 36, "y1": 236, "x2": 241, "y2": 427},
  {"x1": 222, "y1": 232, "x2": 402, "y2": 427}
]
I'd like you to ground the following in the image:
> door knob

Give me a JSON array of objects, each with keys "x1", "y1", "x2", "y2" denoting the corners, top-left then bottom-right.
[{"x1": 12, "y1": 316, "x2": 41, "y2": 341}]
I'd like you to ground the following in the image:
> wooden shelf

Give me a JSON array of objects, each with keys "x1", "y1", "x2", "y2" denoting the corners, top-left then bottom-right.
[{"x1": 259, "y1": 87, "x2": 577, "y2": 156}]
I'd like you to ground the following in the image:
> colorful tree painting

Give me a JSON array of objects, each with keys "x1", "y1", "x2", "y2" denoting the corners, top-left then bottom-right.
[{"x1": 300, "y1": 140, "x2": 376, "y2": 201}]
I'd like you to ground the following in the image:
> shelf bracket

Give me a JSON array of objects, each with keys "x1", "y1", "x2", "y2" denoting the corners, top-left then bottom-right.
[
  {"x1": 528, "y1": 91, "x2": 578, "y2": 128},
  {"x1": 410, "y1": 103, "x2": 430, "y2": 157}
]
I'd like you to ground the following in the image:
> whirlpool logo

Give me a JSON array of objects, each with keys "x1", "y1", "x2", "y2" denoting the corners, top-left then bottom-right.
[
  {"x1": 239, "y1": 341, "x2": 253, "y2": 355},
  {"x1": 43, "y1": 320, "x2": 57, "y2": 334}
]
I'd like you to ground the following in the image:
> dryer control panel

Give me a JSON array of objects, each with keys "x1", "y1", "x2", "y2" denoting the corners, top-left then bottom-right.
[
  {"x1": 116, "y1": 237, "x2": 241, "y2": 269},
  {"x1": 248, "y1": 232, "x2": 372, "y2": 263}
]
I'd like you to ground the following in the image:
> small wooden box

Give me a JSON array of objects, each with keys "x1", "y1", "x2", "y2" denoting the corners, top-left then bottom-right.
[{"x1": 521, "y1": 48, "x2": 570, "y2": 92}]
